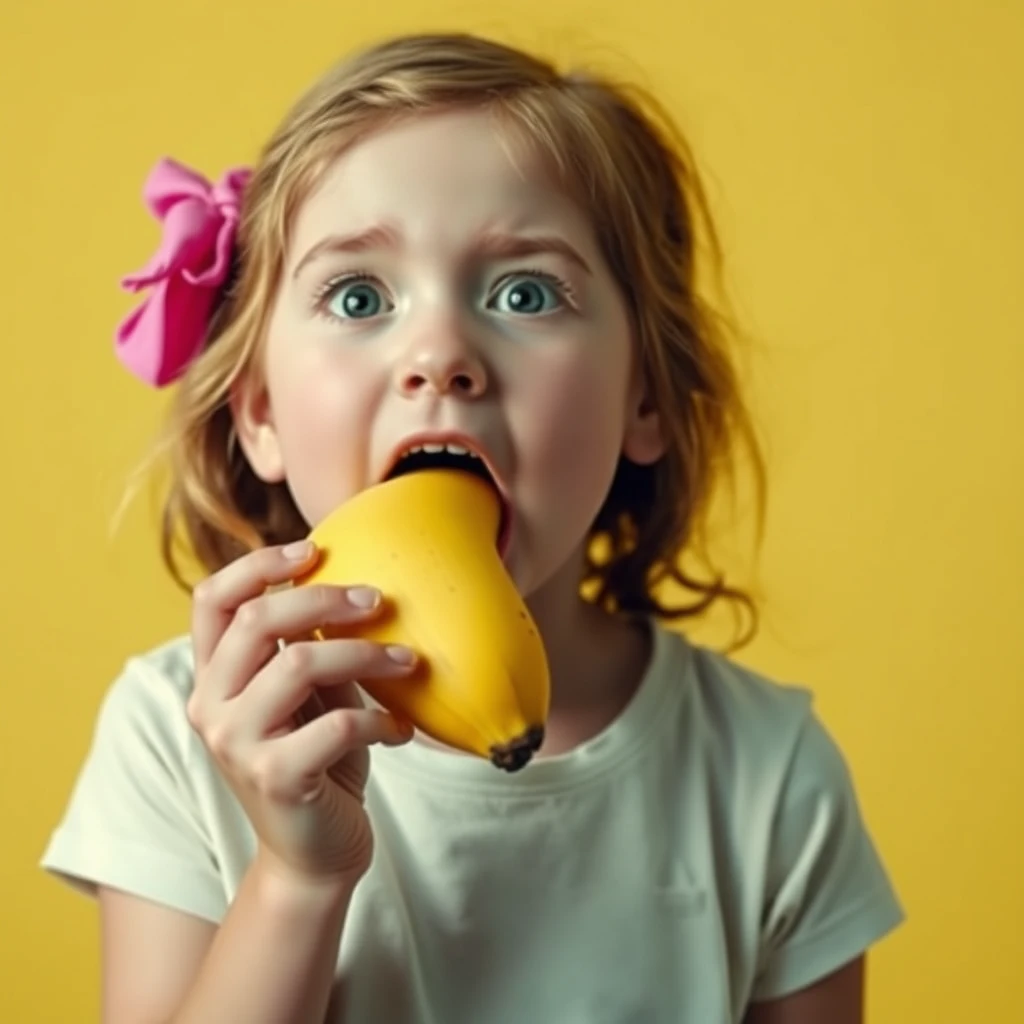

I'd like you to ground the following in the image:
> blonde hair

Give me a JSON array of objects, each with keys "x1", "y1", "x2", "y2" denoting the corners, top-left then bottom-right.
[{"x1": 147, "y1": 32, "x2": 766, "y2": 645}]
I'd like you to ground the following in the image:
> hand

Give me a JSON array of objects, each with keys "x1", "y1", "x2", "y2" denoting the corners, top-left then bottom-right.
[{"x1": 186, "y1": 540, "x2": 418, "y2": 887}]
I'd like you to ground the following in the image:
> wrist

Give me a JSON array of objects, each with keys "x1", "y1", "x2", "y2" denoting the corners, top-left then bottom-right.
[{"x1": 252, "y1": 847, "x2": 362, "y2": 916}]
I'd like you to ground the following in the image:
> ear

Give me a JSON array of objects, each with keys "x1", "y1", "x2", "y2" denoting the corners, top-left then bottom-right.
[
  {"x1": 230, "y1": 373, "x2": 287, "y2": 483},
  {"x1": 621, "y1": 385, "x2": 666, "y2": 466}
]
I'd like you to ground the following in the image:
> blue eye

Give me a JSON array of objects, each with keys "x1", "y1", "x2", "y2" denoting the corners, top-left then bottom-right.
[
  {"x1": 489, "y1": 275, "x2": 563, "y2": 315},
  {"x1": 324, "y1": 278, "x2": 392, "y2": 320}
]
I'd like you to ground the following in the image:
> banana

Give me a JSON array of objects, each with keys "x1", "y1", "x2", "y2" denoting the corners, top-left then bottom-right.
[{"x1": 295, "y1": 468, "x2": 550, "y2": 771}]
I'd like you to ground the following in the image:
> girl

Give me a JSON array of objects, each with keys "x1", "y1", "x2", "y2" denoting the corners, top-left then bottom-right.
[{"x1": 42, "y1": 32, "x2": 904, "y2": 1024}]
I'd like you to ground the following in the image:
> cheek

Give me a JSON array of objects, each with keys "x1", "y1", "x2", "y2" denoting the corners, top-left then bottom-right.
[
  {"x1": 266, "y1": 344, "x2": 379, "y2": 524},
  {"x1": 515, "y1": 344, "x2": 631, "y2": 494}
]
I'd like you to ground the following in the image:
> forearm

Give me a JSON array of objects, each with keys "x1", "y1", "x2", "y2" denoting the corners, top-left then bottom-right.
[{"x1": 170, "y1": 851, "x2": 357, "y2": 1024}]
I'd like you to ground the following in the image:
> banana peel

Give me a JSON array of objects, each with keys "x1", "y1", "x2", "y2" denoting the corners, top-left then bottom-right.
[{"x1": 295, "y1": 469, "x2": 550, "y2": 771}]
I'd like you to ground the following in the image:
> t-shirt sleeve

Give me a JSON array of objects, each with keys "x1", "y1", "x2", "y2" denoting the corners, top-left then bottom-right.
[
  {"x1": 40, "y1": 656, "x2": 228, "y2": 924},
  {"x1": 750, "y1": 711, "x2": 905, "y2": 1001}
]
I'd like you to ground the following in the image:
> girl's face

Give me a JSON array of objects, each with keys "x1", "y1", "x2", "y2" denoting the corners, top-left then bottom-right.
[{"x1": 236, "y1": 108, "x2": 663, "y2": 597}]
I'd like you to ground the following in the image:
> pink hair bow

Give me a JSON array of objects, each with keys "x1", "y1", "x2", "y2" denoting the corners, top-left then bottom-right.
[{"x1": 115, "y1": 158, "x2": 251, "y2": 387}]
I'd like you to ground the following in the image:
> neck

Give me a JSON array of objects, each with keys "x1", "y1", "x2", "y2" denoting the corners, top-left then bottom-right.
[{"x1": 525, "y1": 543, "x2": 651, "y2": 745}]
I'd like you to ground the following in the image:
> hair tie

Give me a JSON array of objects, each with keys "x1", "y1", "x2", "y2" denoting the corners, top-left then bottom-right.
[{"x1": 115, "y1": 157, "x2": 251, "y2": 387}]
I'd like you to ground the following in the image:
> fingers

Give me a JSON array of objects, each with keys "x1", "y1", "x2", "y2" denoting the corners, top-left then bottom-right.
[
  {"x1": 191, "y1": 541, "x2": 320, "y2": 669},
  {"x1": 240, "y1": 639, "x2": 420, "y2": 736},
  {"x1": 213, "y1": 707, "x2": 412, "y2": 805},
  {"x1": 264, "y1": 708, "x2": 414, "y2": 799},
  {"x1": 198, "y1": 576, "x2": 386, "y2": 704}
]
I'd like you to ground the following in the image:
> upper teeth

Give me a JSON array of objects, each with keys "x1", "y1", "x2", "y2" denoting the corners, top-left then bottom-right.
[{"x1": 400, "y1": 443, "x2": 480, "y2": 460}]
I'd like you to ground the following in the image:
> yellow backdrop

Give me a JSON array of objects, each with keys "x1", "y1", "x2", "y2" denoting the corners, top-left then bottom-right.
[{"x1": 2, "y1": 1, "x2": 1020, "y2": 1020}]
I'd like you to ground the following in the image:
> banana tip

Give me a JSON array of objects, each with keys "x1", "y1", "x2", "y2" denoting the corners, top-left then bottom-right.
[{"x1": 489, "y1": 725, "x2": 545, "y2": 773}]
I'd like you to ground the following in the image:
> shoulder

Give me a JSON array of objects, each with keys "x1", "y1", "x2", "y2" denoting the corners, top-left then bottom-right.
[
  {"x1": 674, "y1": 635, "x2": 820, "y2": 775},
  {"x1": 674, "y1": 635, "x2": 869, "y2": 844},
  {"x1": 89, "y1": 634, "x2": 199, "y2": 773},
  {"x1": 118, "y1": 633, "x2": 197, "y2": 700},
  {"x1": 41, "y1": 634, "x2": 237, "y2": 921},
  {"x1": 660, "y1": 634, "x2": 904, "y2": 1000}
]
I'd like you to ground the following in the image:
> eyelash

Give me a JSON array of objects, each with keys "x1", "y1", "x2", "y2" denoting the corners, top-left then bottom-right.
[
  {"x1": 310, "y1": 272, "x2": 380, "y2": 321},
  {"x1": 508, "y1": 268, "x2": 576, "y2": 308},
  {"x1": 310, "y1": 268, "x2": 576, "y2": 322}
]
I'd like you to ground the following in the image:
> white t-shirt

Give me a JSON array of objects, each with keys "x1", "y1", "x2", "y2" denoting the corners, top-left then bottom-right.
[{"x1": 41, "y1": 622, "x2": 904, "y2": 1023}]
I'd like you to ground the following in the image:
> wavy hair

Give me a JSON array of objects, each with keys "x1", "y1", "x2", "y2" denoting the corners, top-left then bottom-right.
[{"x1": 140, "y1": 32, "x2": 766, "y2": 646}]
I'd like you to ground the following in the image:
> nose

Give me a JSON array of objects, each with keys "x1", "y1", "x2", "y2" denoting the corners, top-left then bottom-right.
[{"x1": 393, "y1": 322, "x2": 488, "y2": 399}]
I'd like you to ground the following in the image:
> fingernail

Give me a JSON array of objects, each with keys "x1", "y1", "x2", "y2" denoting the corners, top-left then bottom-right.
[
  {"x1": 347, "y1": 586, "x2": 380, "y2": 609},
  {"x1": 386, "y1": 645, "x2": 417, "y2": 666},
  {"x1": 283, "y1": 540, "x2": 314, "y2": 561}
]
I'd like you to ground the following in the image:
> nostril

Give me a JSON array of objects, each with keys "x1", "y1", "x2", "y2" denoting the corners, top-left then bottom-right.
[
  {"x1": 402, "y1": 372, "x2": 430, "y2": 393},
  {"x1": 397, "y1": 364, "x2": 484, "y2": 397}
]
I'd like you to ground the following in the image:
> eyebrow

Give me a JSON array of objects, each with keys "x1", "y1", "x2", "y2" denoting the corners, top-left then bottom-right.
[
  {"x1": 475, "y1": 232, "x2": 592, "y2": 275},
  {"x1": 292, "y1": 224, "x2": 401, "y2": 279},
  {"x1": 292, "y1": 225, "x2": 593, "y2": 279}
]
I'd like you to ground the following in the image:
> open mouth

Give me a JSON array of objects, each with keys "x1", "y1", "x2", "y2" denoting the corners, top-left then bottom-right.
[{"x1": 385, "y1": 443, "x2": 513, "y2": 558}]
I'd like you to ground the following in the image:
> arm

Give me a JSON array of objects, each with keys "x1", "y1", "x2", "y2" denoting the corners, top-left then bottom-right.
[
  {"x1": 744, "y1": 955, "x2": 864, "y2": 1024},
  {"x1": 748, "y1": 710, "x2": 902, "y2": 1013},
  {"x1": 99, "y1": 851, "x2": 357, "y2": 1024},
  {"x1": 66, "y1": 545, "x2": 415, "y2": 1024}
]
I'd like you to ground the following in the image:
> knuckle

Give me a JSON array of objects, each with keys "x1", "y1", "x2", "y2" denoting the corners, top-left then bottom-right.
[
  {"x1": 249, "y1": 752, "x2": 274, "y2": 793},
  {"x1": 203, "y1": 721, "x2": 236, "y2": 764},
  {"x1": 192, "y1": 576, "x2": 218, "y2": 610},
  {"x1": 279, "y1": 641, "x2": 314, "y2": 677},
  {"x1": 303, "y1": 585, "x2": 341, "y2": 626},
  {"x1": 185, "y1": 694, "x2": 204, "y2": 731},
  {"x1": 250, "y1": 752, "x2": 291, "y2": 801},
  {"x1": 235, "y1": 598, "x2": 268, "y2": 633},
  {"x1": 328, "y1": 709, "x2": 358, "y2": 749},
  {"x1": 348, "y1": 638, "x2": 379, "y2": 664}
]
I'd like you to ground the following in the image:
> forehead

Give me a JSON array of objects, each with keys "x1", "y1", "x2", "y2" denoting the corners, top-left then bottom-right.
[{"x1": 287, "y1": 108, "x2": 595, "y2": 256}]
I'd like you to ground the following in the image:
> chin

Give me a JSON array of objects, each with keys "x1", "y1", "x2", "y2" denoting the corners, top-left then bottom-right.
[{"x1": 513, "y1": 540, "x2": 590, "y2": 608}]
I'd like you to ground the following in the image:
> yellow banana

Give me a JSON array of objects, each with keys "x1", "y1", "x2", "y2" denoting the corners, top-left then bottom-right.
[{"x1": 296, "y1": 469, "x2": 550, "y2": 771}]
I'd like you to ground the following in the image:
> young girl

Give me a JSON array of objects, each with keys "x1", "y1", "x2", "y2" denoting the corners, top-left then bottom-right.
[{"x1": 42, "y1": 32, "x2": 904, "y2": 1024}]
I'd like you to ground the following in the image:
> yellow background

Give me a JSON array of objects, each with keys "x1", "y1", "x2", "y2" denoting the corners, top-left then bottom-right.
[{"x1": 2, "y1": 0, "x2": 1021, "y2": 1020}]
